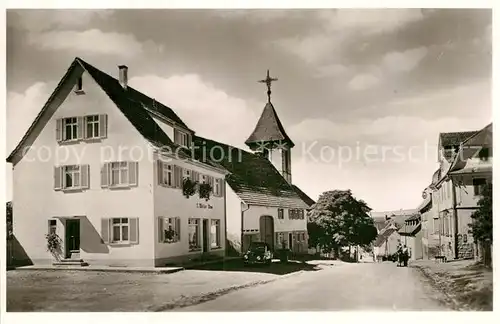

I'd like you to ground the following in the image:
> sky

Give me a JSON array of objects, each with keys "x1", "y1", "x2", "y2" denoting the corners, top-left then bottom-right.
[{"x1": 5, "y1": 9, "x2": 492, "y2": 211}]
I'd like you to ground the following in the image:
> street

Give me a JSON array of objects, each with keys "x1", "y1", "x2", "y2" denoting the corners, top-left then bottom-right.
[{"x1": 178, "y1": 261, "x2": 452, "y2": 311}]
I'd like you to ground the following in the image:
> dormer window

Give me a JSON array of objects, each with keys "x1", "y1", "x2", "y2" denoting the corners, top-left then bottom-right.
[
  {"x1": 478, "y1": 148, "x2": 490, "y2": 161},
  {"x1": 174, "y1": 129, "x2": 191, "y2": 148},
  {"x1": 74, "y1": 77, "x2": 85, "y2": 95}
]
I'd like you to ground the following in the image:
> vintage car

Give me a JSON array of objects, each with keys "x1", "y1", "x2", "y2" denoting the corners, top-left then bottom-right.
[{"x1": 243, "y1": 242, "x2": 273, "y2": 266}]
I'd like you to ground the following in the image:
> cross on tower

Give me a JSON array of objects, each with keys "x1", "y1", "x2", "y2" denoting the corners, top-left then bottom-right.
[{"x1": 258, "y1": 69, "x2": 278, "y2": 103}]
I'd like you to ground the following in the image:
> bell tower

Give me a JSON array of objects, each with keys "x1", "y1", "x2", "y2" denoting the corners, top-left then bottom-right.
[{"x1": 245, "y1": 70, "x2": 294, "y2": 183}]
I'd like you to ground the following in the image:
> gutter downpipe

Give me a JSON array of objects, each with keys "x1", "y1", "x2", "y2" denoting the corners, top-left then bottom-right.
[
  {"x1": 451, "y1": 175, "x2": 459, "y2": 259},
  {"x1": 241, "y1": 202, "x2": 250, "y2": 254}
]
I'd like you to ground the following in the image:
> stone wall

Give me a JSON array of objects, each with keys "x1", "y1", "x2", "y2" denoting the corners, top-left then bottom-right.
[{"x1": 457, "y1": 233, "x2": 474, "y2": 259}]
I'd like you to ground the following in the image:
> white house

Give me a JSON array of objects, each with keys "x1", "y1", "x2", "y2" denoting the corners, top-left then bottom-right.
[
  {"x1": 7, "y1": 57, "x2": 229, "y2": 267},
  {"x1": 426, "y1": 124, "x2": 492, "y2": 260}
]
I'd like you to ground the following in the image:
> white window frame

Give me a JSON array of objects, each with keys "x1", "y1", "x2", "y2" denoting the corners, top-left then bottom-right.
[
  {"x1": 188, "y1": 218, "x2": 201, "y2": 251},
  {"x1": 210, "y1": 219, "x2": 221, "y2": 249},
  {"x1": 48, "y1": 219, "x2": 57, "y2": 235},
  {"x1": 163, "y1": 163, "x2": 174, "y2": 187},
  {"x1": 214, "y1": 179, "x2": 222, "y2": 197},
  {"x1": 183, "y1": 169, "x2": 191, "y2": 180},
  {"x1": 175, "y1": 130, "x2": 190, "y2": 148},
  {"x1": 111, "y1": 218, "x2": 130, "y2": 243},
  {"x1": 161, "y1": 217, "x2": 180, "y2": 243},
  {"x1": 278, "y1": 208, "x2": 284, "y2": 219},
  {"x1": 473, "y1": 178, "x2": 486, "y2": 196},
  {"x1": 63, "y1": 165, "x2": 81, "y2": 189},
  {"x1": 63, "y1": 117, "x2": 78, "y2": 141},
  {"x1": 110, "y1": 162, "x2": 129, "y2": 186},
  {"x1": 85, "y1": 115, "x2": 100, "y2": 139}
]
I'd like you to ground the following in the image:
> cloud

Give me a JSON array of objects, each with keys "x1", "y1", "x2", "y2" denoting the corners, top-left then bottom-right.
[
  {"x1": 276, "y1": 34, "x2": 340, "y2": 65},
  {"x1": 319, "y1": 9, "x2": 424, "y2": 35},
  {"x1": 27, "y1": 29, "x2": 149, "y2": 58},
  {"x1": 290, "y1": 107, "x2": 489, "y2": 146},
  {"x1": 129, "y1": 74, "x2": 261, "y2": 148},
  {"x1": 277, "y1": 9, "x2": 425, "y2": 65},
  {"x1": 382, "y1": 46, "x2": 429, "y2": 72},
  {"x1": 7, "y1": 82, "x2": 53, "y2": 152},
  {"x1": 212, "y1": 9, "x2": 296, "y2": 22},
  {"x1": 8, "y1": 9, "x2": 114, "y2": 32},
  {"x1": 348, "y1": 73, "x2": 380, "y2": 91},
  {"x1": 314, "y1": 64, "x2": 350, "y2": 78}
]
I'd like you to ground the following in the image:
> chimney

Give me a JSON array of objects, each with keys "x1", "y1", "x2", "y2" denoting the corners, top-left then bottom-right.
[{"x1": 118, "y1": 65, "x2": 128, "y2": 89}]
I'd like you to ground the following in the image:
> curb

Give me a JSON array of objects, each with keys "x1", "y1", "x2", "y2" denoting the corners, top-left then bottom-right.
[
  {"x1": 13, "y1": 266, "x2": 184, "y2": 274},
  {"x1": 411, "y1": 264, "x2": 463, "y2": 310}
]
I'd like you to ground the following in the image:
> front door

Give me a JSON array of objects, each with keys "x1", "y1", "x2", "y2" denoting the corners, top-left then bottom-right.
[
  {"x1": 259, "y1": 216, "x2": 274, "y2": 251},
  {"x1": 202, "y1": 219, "x2": 209, "y2": 253},
  {"x1": 65, "y1": 219, "x2": 80, "y2": 258}
]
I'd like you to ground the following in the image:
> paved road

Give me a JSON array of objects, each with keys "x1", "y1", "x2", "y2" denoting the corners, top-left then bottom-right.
[{"x1": 178, "y1": 262, "x2": 451, "y2": 311}]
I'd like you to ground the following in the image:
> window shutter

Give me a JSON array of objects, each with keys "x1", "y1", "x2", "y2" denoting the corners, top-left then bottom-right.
[
  {"x1": 101, "y1": 163, "x2": 109, "y2": 188},
  {"x1": 158, "y1": 217, "x2": 164, "y2": 243},
  {"x1": 192, "y1": 170, "x2": 199, "y2": 183},
  {"x1": 56, "y1": 119, "x2": 63, "y2": 142},
  {"x1": 208, "y1": 176, "x2": 214, "y2": 192},
  {"x1": 174, "y1": 165, "x2": 183, "y2": 188},
  {"x1": 157, "y1": 160, "x2": 164, "y2": 186},
  {"x1": 77, "y1": 116, "x2": 84, "y2": 140},
  {"x1": 173, "y1": 129, "x2": 179, "y2": 144},
  {"x1": 81, "y1": 164, "x2": 90, "y2": 189},
  {"x1": 220, "y1": 179, "x2": 225, "y2": 197},
  {"x1": 101, "y1": 218, "x2": 110, "y2": 243},
  {"x1": 128, "y1": 161, "x2": 138, "y2": 186},
  {"x1": 176, "y1": 217, "x2": 181, "y2": 241},
  {"x1": 82, "y1": 116, "x2": 88, "y2": 139},
  {"x1": 129, "y1": 218, "x2": 139, "y2": 244},
  {"x1": 54, "y1": 166, "x2": 62, "y2": 190},
  {"x1": 99, "y1": 114, "x2": 108, "y2": 139}
]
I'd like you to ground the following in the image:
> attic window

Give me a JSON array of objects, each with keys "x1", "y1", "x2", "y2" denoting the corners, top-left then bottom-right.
[
  {"x1": 74, "y1": 77, "x2": 85, "y2": 95},
  {"x1": 478, "y1": 148, "x2": 490, "y2": 161}
]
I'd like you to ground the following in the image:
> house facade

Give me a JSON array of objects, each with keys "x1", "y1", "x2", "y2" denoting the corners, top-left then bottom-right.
[
  {"x1": 398, "y1": 214, "x2": 423, "y2": 261},
  {"x1": 422, "y1": 124, "x2": 492, "y2": 260},
  {"x1": 8, "y1": 58, "x2": 228, "y2": 267}
]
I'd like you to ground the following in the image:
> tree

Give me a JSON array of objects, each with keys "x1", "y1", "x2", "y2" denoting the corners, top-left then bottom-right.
[
  {"x1": 469, "y1": 182, "x2": 492, "y2": 266},
  {"x1": 308, "y1": 190, "x2": 378, "y2": 258}
]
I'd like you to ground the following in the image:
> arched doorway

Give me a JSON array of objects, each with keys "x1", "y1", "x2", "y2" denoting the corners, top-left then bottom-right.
[{"x1": 259, "y1": 215, "x2": 274, "y2": 250}]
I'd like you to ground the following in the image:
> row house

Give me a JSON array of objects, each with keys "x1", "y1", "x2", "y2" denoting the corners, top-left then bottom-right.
[{"x1": 417, "y1": 124, "x2": 492, "y2": 261}]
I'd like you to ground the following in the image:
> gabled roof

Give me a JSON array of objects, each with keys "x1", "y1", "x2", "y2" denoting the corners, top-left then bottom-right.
[
  {"x1": 431, "y1": 169, "x2": 441, "y2": 185},
  {"x1": 78, "y1": 58, "x2": 190, "y2": 130},
  {"x1": 291, "y1": 185, "x2": 315, "y2": 207},
  {"x1": 193, "y1": 136, "x2": 309, "y2": 209},
  {"x1": 448, "y1": 122, "x2": 493, "y2": 173},
  {"x1": 439, "y1": 131, "x2": 478, "y2": 148},
  {"x1": 399, "y1": 223, "x2": 421, "y2": 236},
  {"x1": 406, "y1": 213, "x2": 420, "y2": 222},
  {"x1": 372, "y1": 217, "x2": 388, "y2": 232},
  {"x1": 245, "y1": 102, "x2": 295, "y2": 149},
  {"x1": 7, "y1": 57, "x2": 220, "y2": 170},
  {"x1": 417, "y1": 196, "x2": 432, "y2": 213},
  {"x1": 373, "y1": 226, "x2": 399, "y2": 247},
  {"x1": 462, "y1": 123, "x2": 492, "y2": 147}
]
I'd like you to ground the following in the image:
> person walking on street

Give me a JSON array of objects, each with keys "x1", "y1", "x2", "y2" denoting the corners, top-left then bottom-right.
[
  {"x1": 396, "y1": 243, "x2": 403, "y2": 266},
  {"x1": 403, "y1": 245, "x2": 409, "y2": 267}
]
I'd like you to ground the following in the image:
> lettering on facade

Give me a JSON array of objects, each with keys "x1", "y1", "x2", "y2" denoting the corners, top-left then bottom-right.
[{"x1": 196, "y1": 202, "x2": 214, "y2": 209}]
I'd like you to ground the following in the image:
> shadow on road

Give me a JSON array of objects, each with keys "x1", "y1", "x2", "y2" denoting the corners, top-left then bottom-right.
[{"x1": 189, "y1": 259, "x2": 321, "y2": 275}]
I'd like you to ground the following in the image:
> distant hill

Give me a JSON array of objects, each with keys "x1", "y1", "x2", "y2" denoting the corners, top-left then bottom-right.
[{"x1": 369, "y1": 209, "x2": 417, "y2": 219}]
